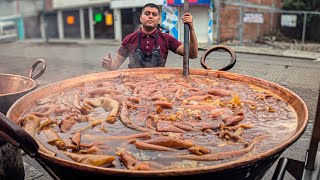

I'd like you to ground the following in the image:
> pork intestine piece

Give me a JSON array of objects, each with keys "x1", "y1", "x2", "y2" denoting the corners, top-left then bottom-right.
[
  {"x1": 64, "y1": 151, "x2": 115, "y2": 166},
  {"x1": 85, "y1": 88, "x2": 121, "y2": 97},
  {"x1": 176, "y1": 141, "x2": 254, "y2": 161},
  {"x1": 156, "y1": 121, "x2": 186, "y2": 133},
  {"x1": 131, "y1": 140, "x2": 177, "y2": 151},
  {"x1": 120, "y1": 102, "x2": 154, "y2": 132},
  {"x1": 20, "y1": 115, "x2": 57, "y2": 156},
  {"x1": 143, "y1": 137, "x2": 194, "y2": 149},
  {"x1": 71, "y1": 132, "x2": 81, "y2": 148},
  {"x1": 59, "y1": 118, "x2": 76, "y2": 133},
  {"x1": 20, "y1": 115, "x2": 41, "y2": 137},
  {"x1": 37, "y1": 139, "x2": 56, "y2": 156},
  {"x1": 42, "y1": 127, "x2": 67, "y2": 149},
  {"x1": 82, "y1": 97, "x2": 120, "y2": 124},
  {"x1": 116, "y1": 149, "x2": 153, "y2": 170},
  {"x1": 79, "y1": 146, "x2": 104, "y2": 155},
  {"x1": 188, "y1": 145, "x2": 211, "y2": 155}
]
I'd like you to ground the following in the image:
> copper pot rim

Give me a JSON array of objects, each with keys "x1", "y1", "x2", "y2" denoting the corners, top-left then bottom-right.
[
  {"x1": 0, "y1": 73, "x2": 37, "y2": 97},
  {"x1": 7, "y1": 67, "x2": 309, "y2": 176}
]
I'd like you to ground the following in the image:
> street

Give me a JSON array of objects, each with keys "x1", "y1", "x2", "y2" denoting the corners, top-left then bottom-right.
[{"x1": 0, "y1": 41, "x2": 320, "y2": 179}]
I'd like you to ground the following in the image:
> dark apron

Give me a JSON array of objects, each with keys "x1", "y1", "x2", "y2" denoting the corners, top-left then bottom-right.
[{"x1": 128, "y1": 32, "x2": 165, "y2": 68}]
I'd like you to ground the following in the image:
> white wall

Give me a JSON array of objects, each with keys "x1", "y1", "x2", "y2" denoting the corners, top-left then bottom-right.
[
  {"x1": 179, "y1": 6, "x2": 209, "y2": 44},
  {"x1": 111, "y1": 0, "x2": 164, "y2": 9},
  {"x1": 53, "y1": 0, "x2": 111, "y2": 9},
  {"x1": 19, "y1": 0, "x2": 43, "y2": 16},
  {"x1": 0, "y1": 0, "x2": 42, "y2": 17},
  {"x1": 0, "y1": 1, "x2": 16, "y2": 17},
  {"x1": 190, "y1": 6, "x2": 209, "y2": 43}
]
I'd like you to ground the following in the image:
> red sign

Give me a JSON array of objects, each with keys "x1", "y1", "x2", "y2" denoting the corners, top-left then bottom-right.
[{"x1": 167, "y1": 0, "x2": 210, "y2": 5}]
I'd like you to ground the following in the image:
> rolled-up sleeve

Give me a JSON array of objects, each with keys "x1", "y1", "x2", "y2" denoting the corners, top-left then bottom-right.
[
  {"x1": 169, "y1": 36, "x2": 182, "y2": 53},
  {"x1": 117, "y1": 38, "x2": 129, "y2": 57}
]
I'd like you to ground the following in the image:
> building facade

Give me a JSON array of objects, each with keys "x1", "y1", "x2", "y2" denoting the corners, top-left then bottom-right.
[
  {"x1": 44, "y1": 0, "x2": 213, "y2": 44},
  {"x1": 217, "y1": 0, "x2": 283, "y2": 43},
  {"x1": 0, "y1": 0, "x2": 284, "y2": 45}
]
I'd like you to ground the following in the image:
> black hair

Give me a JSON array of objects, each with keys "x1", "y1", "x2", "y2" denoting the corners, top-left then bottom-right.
[{"x1": 142, "y1": 3, "x2": 160, "y2": 14}]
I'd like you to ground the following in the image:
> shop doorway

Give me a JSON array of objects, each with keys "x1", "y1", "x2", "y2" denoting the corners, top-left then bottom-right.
[
  {"x1": 121, "y1": 8, "x2": 142, "y2": 39},
  {"x1": 93, "y1": 6, "x2": 114, "y2": 39}
]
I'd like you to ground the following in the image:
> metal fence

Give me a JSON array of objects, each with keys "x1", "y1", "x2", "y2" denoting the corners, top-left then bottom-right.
[{"x1": 214, "y1": 0, "x2": 320, "y2": 46}]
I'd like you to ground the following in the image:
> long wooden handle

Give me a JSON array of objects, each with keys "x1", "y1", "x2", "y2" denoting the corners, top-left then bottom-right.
[{"x1": 183, "y1": 0, "x2": 190, "y2": 76}]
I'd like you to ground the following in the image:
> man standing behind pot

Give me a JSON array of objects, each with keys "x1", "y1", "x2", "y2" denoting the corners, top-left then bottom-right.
[{"x1": 102, "y1": 3, "x2": 198, "y2": 70}]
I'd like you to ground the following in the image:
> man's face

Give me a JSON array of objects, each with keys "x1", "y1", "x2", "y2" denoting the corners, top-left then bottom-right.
[{"x1": 140, "y1": 7, "x2": 160, "y2": 30}]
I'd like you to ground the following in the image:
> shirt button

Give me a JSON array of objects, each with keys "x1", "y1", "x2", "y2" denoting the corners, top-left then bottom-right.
[
  {"x1": 146, "y1": 46, "x2": 149, "y2": 48},
  {"x1": 147, "y1": 41, "x2": 149, "y2": 43},
  {"x1": 147, "y1": 36, "x2": 149, "y2": 37}
]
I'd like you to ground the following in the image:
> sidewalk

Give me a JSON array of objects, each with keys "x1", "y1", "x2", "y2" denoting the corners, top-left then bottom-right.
[{"x1": 198, "y1": 43, "x2": 320, "y2": 61}]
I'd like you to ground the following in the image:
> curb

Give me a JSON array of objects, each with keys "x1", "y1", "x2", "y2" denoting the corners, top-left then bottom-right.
[
  {"x1": 20, "y1": 39, "x2": 122, "y2": 46},
  {"x1": 199, "y1": 45, "x2": 320, "y2": 61}
]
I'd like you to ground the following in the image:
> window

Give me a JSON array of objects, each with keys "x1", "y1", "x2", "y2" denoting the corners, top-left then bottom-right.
[{"x1": 0, "y1": 21, "x2": 17, "y2": 41}]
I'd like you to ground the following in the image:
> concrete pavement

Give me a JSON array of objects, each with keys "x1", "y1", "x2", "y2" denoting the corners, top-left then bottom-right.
[
  {"x1": 23, "y1": 39, "x2": 320, "y2": 61},
  {"x1": 0, "y1": 41, "x2": 319, "y2": 180}
]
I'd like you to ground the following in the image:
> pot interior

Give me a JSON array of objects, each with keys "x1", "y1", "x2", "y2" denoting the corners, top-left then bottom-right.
[
  {"x1": 0, "y1": 73, "x2": 37, "y2": 96},
  {"x1": 6, "y1": 68, "x2": 308, "y2": 177}
]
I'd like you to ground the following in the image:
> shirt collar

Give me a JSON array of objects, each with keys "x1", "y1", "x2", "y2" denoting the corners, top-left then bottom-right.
[{"x1": 140, "y1": 28, "x2": 157, "y2": 38}]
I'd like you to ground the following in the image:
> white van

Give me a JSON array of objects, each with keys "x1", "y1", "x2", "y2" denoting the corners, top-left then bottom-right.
[{"x1": 0, "y1": 21, "x2": 17, "y2": 41}]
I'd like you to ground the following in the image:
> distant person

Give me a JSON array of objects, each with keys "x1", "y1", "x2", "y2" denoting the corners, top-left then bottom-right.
[
  {"x1": 102, "y1": 3, "x2": 198, "y2": 70},
  {"x1": 157, "y1": 24, "x2": 170, "y2": 34}
]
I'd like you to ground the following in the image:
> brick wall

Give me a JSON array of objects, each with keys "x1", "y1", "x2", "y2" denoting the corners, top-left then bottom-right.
[
  {"x1": 219, "y1": 0, "x2": 282, "y2": 43},
  {"x1": 220, "y1": 5, "x2": 240, "y2": 41},
  {"x1": 245, "y1": 0, "x2": 283, "y2": 7}
]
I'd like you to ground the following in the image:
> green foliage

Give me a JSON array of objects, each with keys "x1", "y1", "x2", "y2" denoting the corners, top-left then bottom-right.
[{"x1": 281, "y1": 0, "x2": 319, "y2": 11}]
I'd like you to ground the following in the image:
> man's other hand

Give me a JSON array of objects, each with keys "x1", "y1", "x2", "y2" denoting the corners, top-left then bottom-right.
[
  {"x1": 102, "y1": 53, "x2": 112, "y2": 70},
  {"x1": 182, "y1": 12, "x2": 194, "y2": 28}
]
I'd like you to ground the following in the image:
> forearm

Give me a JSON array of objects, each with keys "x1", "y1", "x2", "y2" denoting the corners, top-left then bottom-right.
[
  {"x1": 107, "y1": 62, "x2": 121, "y2": 71},
  {"x1": 108, "y1": 54, "x2": 126, "y2": 71},
  {"x1": 189, "y1": 27, "x2": 198, "y2": 59}
]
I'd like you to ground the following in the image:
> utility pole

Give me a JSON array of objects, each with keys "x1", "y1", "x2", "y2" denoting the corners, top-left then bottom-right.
[
  {"x1": 183, "y1": 0, "x2": 190, "y2": 76},
  {"x1": 216, "y1": 0, "x2": 220, "y2": 44},
  {"x1": 16, "y1": 0, "x2": 20, "y2": 14},
  {"x1": 42, "y1": 0, "x2": 48, "y2": 43},
  {"x1": 239, "y1": 0, "x2": 244, "y2": 45}
]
